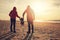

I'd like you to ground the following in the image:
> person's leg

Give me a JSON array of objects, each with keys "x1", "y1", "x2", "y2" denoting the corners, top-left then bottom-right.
[
  {"x1": 31, "y1": 21, "x2": 34, "y2": 33},
  {"x1": 32, "y1": 24, "x2": 34, "y2": 33},
  {"x1": 27, "y1": 22, "x2": 30, "y2": 33},
  {"x1": 13, "y1": 19, "x2": 16, "y2": 33},
  {"x1": 10, "y1": 18, "x2": 13, "y2": 32}
]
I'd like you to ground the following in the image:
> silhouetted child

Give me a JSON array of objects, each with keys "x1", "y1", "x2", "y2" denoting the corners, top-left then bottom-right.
[{"x1": 9, "y1": 7, "x2": 20, "y2": 33}]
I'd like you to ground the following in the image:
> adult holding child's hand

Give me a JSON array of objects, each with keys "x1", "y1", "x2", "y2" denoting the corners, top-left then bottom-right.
[{"x1": 20, "y1": 17, "x2": 24, "y2": 25}]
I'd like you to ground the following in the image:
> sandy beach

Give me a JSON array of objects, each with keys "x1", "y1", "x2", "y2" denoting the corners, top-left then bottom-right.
[{"x1": 0, "y1": 20, "x2": 60, "y2": 40}]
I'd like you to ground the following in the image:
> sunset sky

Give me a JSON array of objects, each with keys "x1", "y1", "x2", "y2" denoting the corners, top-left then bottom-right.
[{"x1": 0, "y1": 0, "x2": 60, "y2": 21}]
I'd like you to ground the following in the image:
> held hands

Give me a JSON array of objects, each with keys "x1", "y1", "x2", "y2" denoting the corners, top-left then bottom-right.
[
  {"x1": 19, "y1": 17, "x2": 20, "y2": 19},
  {"x1": 20, "y1": 18, "x2": 24, "y2": 25},
  {"x1": 19, "y1": 12, "x2": 25, "y2": 25}
]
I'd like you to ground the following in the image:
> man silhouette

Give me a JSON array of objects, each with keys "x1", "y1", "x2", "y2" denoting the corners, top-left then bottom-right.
[
  {"x1": 23, "y1": 5, "x2": 35, "y2": 33},
  {"x1": 9, "y1": 7, "x2": 20, "y2": 33}
]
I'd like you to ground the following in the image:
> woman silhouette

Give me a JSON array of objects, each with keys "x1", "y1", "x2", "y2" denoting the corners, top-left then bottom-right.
[{"x1": 23, "y1": 5, "x2": 35, "y2": 33}]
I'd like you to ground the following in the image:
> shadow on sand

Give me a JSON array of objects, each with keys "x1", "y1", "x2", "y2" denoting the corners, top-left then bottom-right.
[
  {"x1": 0, "y1": 31, "x2": 16, "y2": 40},
  {"x1": 23, "y1": 32, "x2": 33, "y2": 40}
]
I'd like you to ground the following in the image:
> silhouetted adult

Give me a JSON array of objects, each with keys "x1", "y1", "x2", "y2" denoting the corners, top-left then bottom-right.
[
  {"x1": 9, "y1": 7, "x2": 20, "y2": 33},
  {"x1": 23, "y1": 5, "x2": 35, "y2": 33}
]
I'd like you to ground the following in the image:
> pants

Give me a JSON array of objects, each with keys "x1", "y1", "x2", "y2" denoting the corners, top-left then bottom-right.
[
  {"x1": 28, "y1": 22, "x2": 34, "y2": 33},
  {"x1": 10, "y1": 18, "x2": 16, "y2": 32}
]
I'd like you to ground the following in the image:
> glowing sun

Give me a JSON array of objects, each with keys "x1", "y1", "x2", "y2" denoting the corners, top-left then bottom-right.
[{"x1": 31, "y1": 2, "x2": 49, "y2": 13}]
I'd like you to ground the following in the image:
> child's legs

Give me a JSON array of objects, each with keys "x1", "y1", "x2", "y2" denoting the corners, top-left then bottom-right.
[
  {"x1": 10, "y1": 18, "x2": 13, "y2": 31},
  {"x1": 13, "y1": 19, "x2": 16, "y2": 32}
]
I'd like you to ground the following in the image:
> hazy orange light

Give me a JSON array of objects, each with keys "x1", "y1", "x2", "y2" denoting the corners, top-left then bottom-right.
[{"x1": 31, "y1": 2, "x2": 49, "y2": 15}]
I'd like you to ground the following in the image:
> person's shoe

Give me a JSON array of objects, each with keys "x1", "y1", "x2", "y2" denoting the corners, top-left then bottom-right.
[
  {"x1": 32, "y1": 31, "x2": 34, "y2": 33},
  {"x1": 14, "y1": 31, "x2": 16, "y2": 33},
  {"x1": 10, "y1": 30, "x2": 13, "y2": 32},
  {"x1": 27, "y1": 31, "x2": 30, "y2": 34}
]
